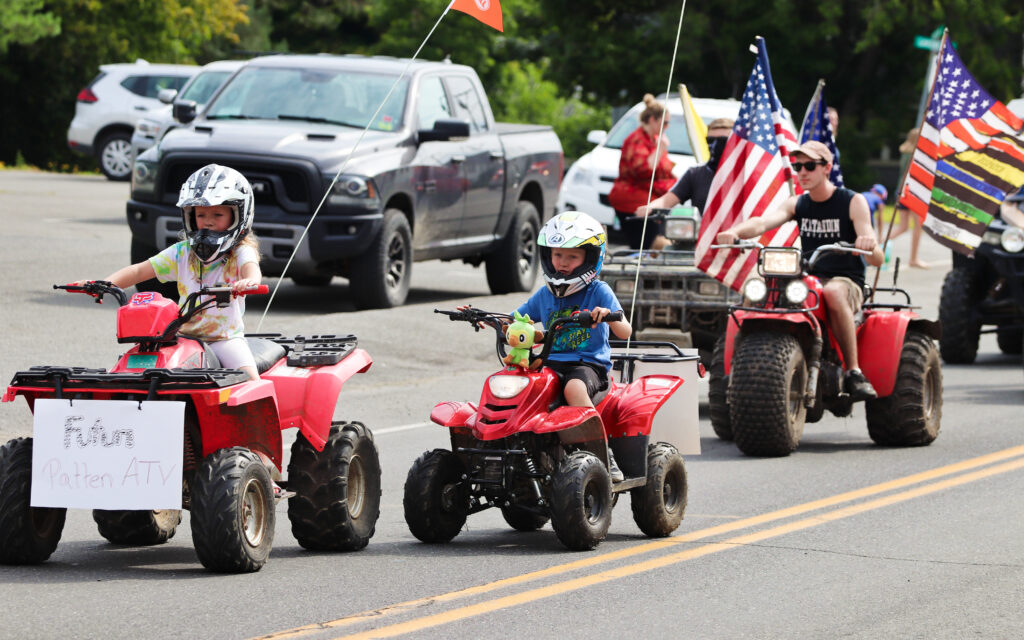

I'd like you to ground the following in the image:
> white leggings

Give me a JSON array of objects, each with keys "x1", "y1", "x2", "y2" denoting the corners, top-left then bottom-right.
[{"x1": 208, "y1": 337, "x2": 257, "y2": 371}]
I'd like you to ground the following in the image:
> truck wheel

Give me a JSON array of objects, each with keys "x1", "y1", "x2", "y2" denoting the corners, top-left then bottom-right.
[
  {"x1": 190, "y1": 447, "x2": 275, "y2": 573},
  {"x1": 130, "y1": 238, "x2": 179, "y2": 301},
  {"x1": 351, "y1": 209, "x2": 412, "y2": 309},
  {"x1": 708, "y1": 335, "x2": 732, "y2": 440},
  {"x1": 97, "y1": 131, "x2": 133, "y2": 181},
  {"x1": 93, "y1": 509, "x2": 181, "y2": 545},
  {"x1": 865, "y1": 332, "x2": 942, "y2": 446},
  {"x1": 287, "y1": 422, "x2": 381, "y2": 551},
  {"x1": 729, "y1": 332, "x2": 807, "y2": 457},
  {"x1": 938, "y1": 267, "x2": 980, "y2": 363},
  {"x1": 485, "y1": 200, "x2": 540, "y2": 294},
  {"x1": 630, "y1": 443, "x2": 687, "y2": 537},
  {"x1": 0, "y1": 438, "x2": 66, "y2": 564},
  {"x1": 501, "y1": 505, "x2": 549, "y2": 531},
  {"x1": 996, "y1": 326, "x2": 1023, "y2": 355},
  {"x1": 404, "y1": 449, "x2": 468, "y2": 543},
  {"x1": 550, "y1": 451, "x2": 612, "y2": 551}
]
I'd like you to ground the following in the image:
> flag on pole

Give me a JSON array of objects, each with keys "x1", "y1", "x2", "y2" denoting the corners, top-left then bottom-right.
[
  {"x1": 680, "y1": 83, "x2": 709, "y2": 164},
  {"x1": 450, "y1": 0, "x2": 503, "y2": 32},
  {"x1": 898, "y1": 31, "x2": 1024, "y2": 254},
  {"x1": 800, "y1": 79, "x2": 844, "y2": 187},
  {"x1": 695, "y1": 37, "x2": 801, "y2": 292}
]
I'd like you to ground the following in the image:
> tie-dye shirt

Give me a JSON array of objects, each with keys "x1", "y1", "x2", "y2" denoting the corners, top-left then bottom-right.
[{"x1": 149, "y1": 241, "x2": 259, "y2": 341}]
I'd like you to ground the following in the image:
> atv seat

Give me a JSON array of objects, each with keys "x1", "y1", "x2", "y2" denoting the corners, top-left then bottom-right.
[{"x1": 247, "y1": 338, "x2": 288, "y2": 374}]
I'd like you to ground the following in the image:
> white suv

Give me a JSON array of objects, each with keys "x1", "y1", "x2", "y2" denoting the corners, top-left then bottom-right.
[
  {"x1": 557, "y1": 95, "x2": 743, "y2": 226},
  {"x1": 130, "y1": 59, "x2": 246, "y2": 158},
  {"x1": 67, "y1": 60, "x2": 197, "y2": 180}
]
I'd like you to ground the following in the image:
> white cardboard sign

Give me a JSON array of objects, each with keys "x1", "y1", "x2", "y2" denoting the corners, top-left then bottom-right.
[{"x1": 31, "y1": 399, "x2": 185, "y2": 510}]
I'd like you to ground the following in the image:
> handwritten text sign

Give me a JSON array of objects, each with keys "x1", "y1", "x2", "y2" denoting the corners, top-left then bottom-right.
[{"x1": 31, "y1": 399, "x2": 185, "y2": 510}]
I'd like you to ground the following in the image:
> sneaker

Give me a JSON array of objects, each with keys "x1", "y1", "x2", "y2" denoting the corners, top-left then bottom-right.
[
  {"x1": 607, "y1": 450, "x2": 625, "y2": 482},
  {"x1": 845, "y1": 369, "x2": 877, "y2": 401}
]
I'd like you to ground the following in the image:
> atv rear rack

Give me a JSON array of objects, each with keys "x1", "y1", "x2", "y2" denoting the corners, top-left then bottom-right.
[
  {"x1": 7, "y1": 366, "x2": 250, "y2": 398},
  {"x1": 248, "y1": 333, "x2": 358, "y2": 367}
]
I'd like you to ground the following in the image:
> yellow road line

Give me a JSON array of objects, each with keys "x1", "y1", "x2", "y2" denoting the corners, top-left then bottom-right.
[
  {"x1": 256, "y1": 445, "x2": 1024, "y2": 640},
  {"x1": 336, "y1": 456, "x2": 1024, "y2": 640}
]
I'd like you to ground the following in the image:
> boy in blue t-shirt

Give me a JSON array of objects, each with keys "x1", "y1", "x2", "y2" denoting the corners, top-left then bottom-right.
[{"x1": 516, "y1": 211, "x2": 632, "y2": 409}]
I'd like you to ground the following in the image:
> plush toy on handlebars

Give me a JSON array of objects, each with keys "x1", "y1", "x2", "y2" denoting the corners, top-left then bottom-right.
[{"x1": 502, "y1": 311, "x2": 539, "y2": 370}]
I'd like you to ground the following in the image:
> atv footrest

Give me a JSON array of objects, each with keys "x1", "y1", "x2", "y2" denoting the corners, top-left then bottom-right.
[
  {"x1": 611, "y1": 477, "x2": 646, "y2": 493},
  {"x1": 247, "y1": 333, "x2": 358, "y2": 367}
]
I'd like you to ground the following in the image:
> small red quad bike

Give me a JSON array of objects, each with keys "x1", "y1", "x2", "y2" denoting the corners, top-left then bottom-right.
[
  {"x1": 404, "y1": 307, "x2": 701, "y2": 551},
  {"x1": 708, "y1": 241, "x2": 942, "y2": 457},
  {"x1": 0, "y1": 281, "x2": 380, "y2": 572}
]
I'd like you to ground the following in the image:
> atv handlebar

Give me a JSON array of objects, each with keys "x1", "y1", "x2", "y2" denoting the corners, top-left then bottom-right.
[
  {"x1": 55, "y1": 281, "x2": 129, "y2": 306},
  {"x1": 709, "y1": 239, "x2": 764, "y2": 251},
  {"x1": 436, "y1": 307, "x2": 624, "y2": 368}
]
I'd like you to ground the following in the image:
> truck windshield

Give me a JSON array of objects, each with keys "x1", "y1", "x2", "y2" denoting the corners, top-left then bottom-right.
[
  {"x1": 603, "y1": 106, "x2": 695, "y2": 156},
  {"x1": 179, "y1": 70, "x2": 233, "y2": 106},
  {"x1": 205, "y1": 67, "x2": 408, "y2": 132}
]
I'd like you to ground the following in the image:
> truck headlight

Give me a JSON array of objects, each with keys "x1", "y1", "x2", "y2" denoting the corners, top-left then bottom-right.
[
  {"x1": 132, "y1": 156, "x2": 158, "y2": 196},
  {"x1": 326, "y1": 175, "x2": 381, "y2": 209},
  {"x1": 488, "y1": 374, "x2": 529, "y2": 399},
  {"x1": 571, "y1": 167, "x2": 593, "y2": 185},
  {"x1": 743, "y1": 278, "x2": 767, "y2": 302},
  {"x1": 135, "y1": 118, "x2": 162, "y2": 138},
  {"x1": 664, "y1": 217, "x2": 697, "y2": 241},
  {"x1": 1001, "y1": 227, "x2": 1024, "y2": 253},
  {"x1": 784, "y1": 280, "x2": 809, "y2": 305},
  {"x1": 761, "y1": 248, "x2": 802, "y2": 276}
]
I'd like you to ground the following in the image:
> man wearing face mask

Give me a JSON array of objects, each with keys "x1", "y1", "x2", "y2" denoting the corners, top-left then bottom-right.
[{"x1": 635, "y1": 118, "x2": 734, "y2": 220}]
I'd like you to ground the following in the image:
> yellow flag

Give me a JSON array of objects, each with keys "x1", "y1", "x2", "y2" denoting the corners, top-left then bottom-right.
[{"x1": 680, "y1": 83, "x2": 708, "y2": 164}]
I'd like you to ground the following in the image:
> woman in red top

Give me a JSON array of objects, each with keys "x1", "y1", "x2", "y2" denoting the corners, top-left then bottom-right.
[{"x1": 607, "y1": 94, "x2": 676, "y2": 250}]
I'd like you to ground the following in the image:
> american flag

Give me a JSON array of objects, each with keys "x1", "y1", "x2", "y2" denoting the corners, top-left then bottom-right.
[
  {"x1": 695, "y1": 37, "x2": 801, "y2": 291},
  {"x1": 899, "y1": 32, "x2": 1024, "y2": 254},
  {"x1": 800, "y1": 80, "x2": 844, "y2": 188}
]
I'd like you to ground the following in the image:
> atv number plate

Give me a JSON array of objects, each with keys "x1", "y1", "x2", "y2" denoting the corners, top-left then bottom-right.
[{"x1": 127, "y1": 354, "x2": 158, "y2": 369}]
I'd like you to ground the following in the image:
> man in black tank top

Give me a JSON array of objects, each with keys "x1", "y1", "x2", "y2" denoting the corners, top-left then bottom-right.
[{"x1": 714, "y1": 140, "x2": 884, "y2": 400}]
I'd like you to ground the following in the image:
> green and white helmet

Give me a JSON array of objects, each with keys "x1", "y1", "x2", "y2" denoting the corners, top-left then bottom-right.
[{"x1": 537, "y1": 211, "x2": 606, "y2": 298}]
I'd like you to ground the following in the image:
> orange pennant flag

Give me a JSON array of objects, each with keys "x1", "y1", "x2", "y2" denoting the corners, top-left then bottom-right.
[{"x1": 450, "y1": 0, "x2": 503, "y2": 32}]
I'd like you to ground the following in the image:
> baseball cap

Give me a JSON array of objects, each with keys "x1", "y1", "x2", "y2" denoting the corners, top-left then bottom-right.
[{"x1": 791, "y1": 140, "x2": 834, "y2": 164}]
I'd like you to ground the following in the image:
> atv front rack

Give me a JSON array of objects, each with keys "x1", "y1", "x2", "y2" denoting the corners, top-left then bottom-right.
[
  {"x1": 248, "y1": 333, "x2": 358, "y2": 367},
  {"x1": 7, "y1": 366, "x2": 250, "y2": 398}
]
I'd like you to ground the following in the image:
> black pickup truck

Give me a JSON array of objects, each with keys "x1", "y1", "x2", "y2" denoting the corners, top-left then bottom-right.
[{"x1": 128, "y1": 54, "x2": 562, "y2": 308}]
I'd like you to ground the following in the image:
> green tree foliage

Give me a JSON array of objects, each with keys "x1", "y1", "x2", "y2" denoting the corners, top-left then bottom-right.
[
  {"x1": 0, "y1": 0, "x2": 60, "y2": 53},
  {"x1": 0, "y1": 0, "x2": 247, "y2": 168}
]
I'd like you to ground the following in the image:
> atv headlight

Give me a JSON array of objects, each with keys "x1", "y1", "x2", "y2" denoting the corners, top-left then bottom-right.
[
  {"x1": 784, "y1": 280, "x2": 809, "y2": 305},
  {"x1": 488, "y1": 374, "x2": 530, "y2": 399},
  {"x1": 664, "y1": 217, "x2": 697, "y2": 241},
  {"x1": 761, "y1": 248, "x2": 802, "y2": 276},
  {"x1": 1001, "y1": 227, "x2": 1024, "y2": 253},
  {"x1": 743, "y1": 278, "x2": 768, "y2": 303}
]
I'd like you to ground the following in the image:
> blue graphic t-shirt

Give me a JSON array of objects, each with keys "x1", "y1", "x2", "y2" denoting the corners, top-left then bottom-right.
[{"x1": 516, "y1": 280, "x2": 622, "y2": 372}]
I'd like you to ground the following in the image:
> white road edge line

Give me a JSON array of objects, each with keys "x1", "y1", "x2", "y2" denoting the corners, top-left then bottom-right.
[{"x1": 374, "y1": 422, "x2": 433, "y2": 435}]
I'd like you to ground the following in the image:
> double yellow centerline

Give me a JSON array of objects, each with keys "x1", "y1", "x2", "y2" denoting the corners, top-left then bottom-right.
[{"x1": 258, "y1": 445, "x2": 1024, "y2": 640}]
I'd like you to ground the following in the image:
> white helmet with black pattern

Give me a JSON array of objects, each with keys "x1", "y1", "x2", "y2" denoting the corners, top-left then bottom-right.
[
  {"x1": 177, "y1": 164, "x2": 254, "y2": 264},
  {"x1": 537, "y1": 211, "x2": 606, "y2": 298}
]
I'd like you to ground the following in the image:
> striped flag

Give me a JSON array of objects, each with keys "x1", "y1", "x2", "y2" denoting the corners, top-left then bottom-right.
[
  {"x1": 695, "y1": 37, "x2": 801, "y2": 292},
  {"x1": 898, "y1": 32, "x2": 1024, "y2": 254},
  {"x1": 800, "y1": 79, "x2": 844, "y2": 188}
]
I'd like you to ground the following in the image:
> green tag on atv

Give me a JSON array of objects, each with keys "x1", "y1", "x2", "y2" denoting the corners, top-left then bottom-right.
[
  {"x1": 127, "y1": 354, "x2": 158, "y2": 369},
  {"x1": 668, "y1": 206, "x2": 698, "y2": 218}
]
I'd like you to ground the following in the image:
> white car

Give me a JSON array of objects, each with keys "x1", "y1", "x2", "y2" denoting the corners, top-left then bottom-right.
[
  {"x1": 67, "y1": 60, "x2": 197, "y2": 180},
  {"x1": 557, "y1": 95, "x2": 744, "y2": 226},
  {"x1": 131, "y1": 59, "x2": 247, "y2": 158}
]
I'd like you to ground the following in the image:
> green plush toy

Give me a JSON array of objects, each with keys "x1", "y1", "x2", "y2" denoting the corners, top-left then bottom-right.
[{"x1": 503, "y1": 311, "x2": 538, "y2": 369}]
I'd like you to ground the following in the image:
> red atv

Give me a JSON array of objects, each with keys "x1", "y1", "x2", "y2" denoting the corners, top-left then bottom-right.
[
  {"x1": 708, "y1": 241, "x2": 942, "y2": 456},
  {"x1": 0, "y1": 281, "x2": 380, "y2": 572},
  {"x1": 403, "y1": 307, "x2": 700, "y2": 551}
]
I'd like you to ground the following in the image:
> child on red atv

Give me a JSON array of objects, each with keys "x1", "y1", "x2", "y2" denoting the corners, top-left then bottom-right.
[
  {"x1": 513, "y1": 211, "x2": 632, "y2": 478},
  {"x1": 77, "y1": 164, "x2": 263, "y2": 381}
]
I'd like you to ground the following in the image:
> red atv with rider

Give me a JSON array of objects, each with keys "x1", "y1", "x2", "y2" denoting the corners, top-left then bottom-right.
[
  {"x1": 708, "y1": 241, "x2": 942, "y2": 456},
  {"x1": 0, "y1": 281, "x2": 380, "y2": 572},
  {"x1": 403, "y1": 306, "x2": 700, "y2": 551}
]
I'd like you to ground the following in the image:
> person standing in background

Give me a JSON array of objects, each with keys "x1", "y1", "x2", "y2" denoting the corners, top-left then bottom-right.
[
  {"x1": 608, "y1": 94, "x2": 676, "y2": 251},
  {"x1": 889, "y1": 128, "x2": 929, "y2": 268}
]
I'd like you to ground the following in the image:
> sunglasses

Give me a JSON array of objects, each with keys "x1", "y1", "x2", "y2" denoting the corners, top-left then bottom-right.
[{"x1": 792, "y1": 160, "x2": 826, "y2": 172}]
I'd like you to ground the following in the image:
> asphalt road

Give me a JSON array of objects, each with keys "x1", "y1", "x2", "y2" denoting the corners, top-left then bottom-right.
[{"x1": 1, "y1": 170, "x2": 1023, "y2": 640}]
